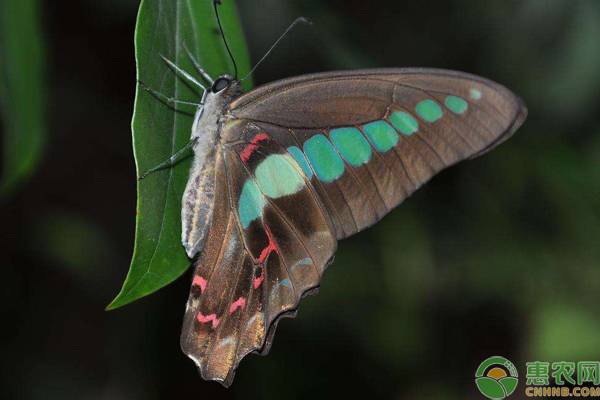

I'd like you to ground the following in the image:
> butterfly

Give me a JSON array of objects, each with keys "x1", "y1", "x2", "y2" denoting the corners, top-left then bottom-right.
[{"x1": 145, "y1": 6, "x2": 527, "y2": 388}]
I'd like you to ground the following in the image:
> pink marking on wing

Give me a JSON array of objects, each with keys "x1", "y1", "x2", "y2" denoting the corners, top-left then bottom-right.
[
  {"x1": 192, "y1": 275, "x2": 207, "y2": 293},
  {"x1": 229, "y1": 296, "x2": 247, "y2": 314},
  {"x1": 253, "y1": 267, "x2": 265, "y2": 289},
  {"x1": 196, "y1": 312, "x2": 220, "y2": 329},
  {"x1": 258, "y1": 224, "x2": 278, "y2": 264},
  {"x1": 240, "y1": 132, "x2": 270, "y2": 163}
]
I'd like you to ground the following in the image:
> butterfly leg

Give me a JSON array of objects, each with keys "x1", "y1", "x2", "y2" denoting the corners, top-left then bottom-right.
[
  {"x1": 138, "y1": 138, "x2": 197, "y2": 180},
  {"x1": 183, "y1": 43, "x2": 214, "y2": 85},
  {"x1": 138, "y1": 80, "x2": 202, "y2": 110},
  {"x1": 160, "y1": 54, "x2": 207, "y2": 93}
]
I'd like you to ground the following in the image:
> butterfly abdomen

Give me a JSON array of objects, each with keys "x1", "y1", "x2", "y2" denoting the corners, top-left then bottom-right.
[
  {"x1": 181, "y1": 86, "x2": 240, "y2": 258},
  {"x1": 181, "y1": 154, "x2": 216, "y2": 258}
]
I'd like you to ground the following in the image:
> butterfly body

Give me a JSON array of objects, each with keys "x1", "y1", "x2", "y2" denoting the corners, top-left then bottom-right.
[
  {"x1": 181, "y1": 76, "x2": 241, "y2": 258},
  {"x1": 178, "y1": 68, "x2": 527, "y2": 386}
]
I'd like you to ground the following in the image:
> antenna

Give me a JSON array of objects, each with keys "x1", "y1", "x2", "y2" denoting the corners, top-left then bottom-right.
[
  {"x1": 213, "y1": 0, "x2": 238, "y2": 79},
  {"x1": 241, "y1": 17, "x2": 312, "y2": 82}
]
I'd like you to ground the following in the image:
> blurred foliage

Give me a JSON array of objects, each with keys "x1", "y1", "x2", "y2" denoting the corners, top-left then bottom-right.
[
  {"x1": 0, "y1": 0, "x2": 46, "y2": 196},
  {"x1": 33, "y1": 211, "x2": 118, "y2": 298},
  {"x1": 107, "y1": 0, "x2": 252, "y2": 309},
  {"x1": 2, "y1": 0, "x2": 600, "y2": 399}
]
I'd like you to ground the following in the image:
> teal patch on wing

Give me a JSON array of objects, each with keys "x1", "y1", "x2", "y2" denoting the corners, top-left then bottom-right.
[
  {"x1": 330, "y1": 127, "x2": 372, "y2": 167},
  {"x1": 303, "y1": 134, "x2": 345, "y2": 183},
  {"x1": 445, "y1": 95, "x2": 468, "y2": 114},
  {"x1": 238, "y1": 179, "x2": 266, "y2": 228},
  {"x1": 362, "y1": 120, "x2": 399, "y2": 152},
  {"x1": 415, "y1": 99, "x2": 443, "y2": 122},
  {"x1": 389, "y1": 111, "x2": 419, "y2": 135},
  {"x1": 291, "y1": 257, "x2": 313, "y2": 271},
  {"x1": 279, "y1": 278, "x2": 291, "y2": 287},
  {"x1": 254, "y1": 154, "x2": 305, "y2": 199},
  {"x1": 469, "y1": 88, "x2": 482, "y2": 100},
  {"x1": 287, "y1": 145, "x2": 313, "y2": 179}
]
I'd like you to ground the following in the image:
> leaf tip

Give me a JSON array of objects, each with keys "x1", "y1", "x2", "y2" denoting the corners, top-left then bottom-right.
[
  {"x1": 105, "y1": 283, "x2": 143, "y2": 311},
  {"x1": 105, "y1": 294, "x2": 127, "y2": 311}
]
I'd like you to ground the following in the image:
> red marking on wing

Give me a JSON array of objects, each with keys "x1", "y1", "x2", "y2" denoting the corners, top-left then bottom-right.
[
  {"x1": 253, "y1": 225, "x2": 279, "y2": 289},
  {"x1": 253, "y1": 267, "x2": 265, "y2": 289},
  {"x1": 229, "y1": 296, "x2": 247, "y2": 314},
  {"x1": 240, "y1": 132, "x2": 270, "y2": 163},
  {"x1": 258, "y1": 224, "x2": 278, "y2": 263},
  {"x1": 196, "y1": 312, "x2": 220, "y2": 329},
  {"x1": 192, "y1": 275, "x2": 207, "y2": 293}
]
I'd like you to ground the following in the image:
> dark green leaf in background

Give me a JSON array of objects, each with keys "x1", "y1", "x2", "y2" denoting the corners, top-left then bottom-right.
[
  {"x1": 0, "y1": 0, "x2": 46, "y2": 196},
  {"x1": 108, "y1": 0, "x2": 252, "y2": 309}
]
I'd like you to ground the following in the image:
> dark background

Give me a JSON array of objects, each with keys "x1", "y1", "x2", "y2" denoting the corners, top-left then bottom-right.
[{"x1": 2, "y1": 0, "x2": 600, "y2": 399}]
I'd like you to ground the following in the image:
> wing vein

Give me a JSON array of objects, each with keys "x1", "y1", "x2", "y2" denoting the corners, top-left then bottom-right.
[{"x1": 324, "y1": 128, "x2": 381, "y2": 225}]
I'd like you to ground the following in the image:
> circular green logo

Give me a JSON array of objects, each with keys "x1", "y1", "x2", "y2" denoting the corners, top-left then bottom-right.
[{"x1": 475, "y1": 356, "x2": 519, "y2": 400}]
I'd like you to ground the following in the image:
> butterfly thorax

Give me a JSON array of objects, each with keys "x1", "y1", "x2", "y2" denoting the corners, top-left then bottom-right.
[
  {"x1": 190, "y1": 76, "x2": 241, "y2": 142},
  {"x1": 181, "y1": 76, "x2": 241, "y2": 258}
]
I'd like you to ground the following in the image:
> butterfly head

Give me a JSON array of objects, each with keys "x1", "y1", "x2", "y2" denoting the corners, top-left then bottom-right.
[
  {"x1": 210, "y1": 74, "x2": 241, "y2": 97},
  {"x1": 211, "y1": 75, "x2": 232, "y2": 93},
  {"x1": 190, "y1": 74, "x2": 240, "y2": 144}
]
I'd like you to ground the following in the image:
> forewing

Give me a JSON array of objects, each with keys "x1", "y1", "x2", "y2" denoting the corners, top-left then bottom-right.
[
  {"x1": 180, "y1": 137, "x2": 336, "y2": 386},
  {"x1": 225, "y1": 68, "x2": 527, "y2": 238}
]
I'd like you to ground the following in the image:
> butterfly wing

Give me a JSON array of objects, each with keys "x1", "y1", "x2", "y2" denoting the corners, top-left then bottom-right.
[
  {"x1": 180, "y1": 136, "x2": 336, "y2": 386},
  {"x1": 226, "y1": 68, "x2": 527, "y2": 237},
  {"x1": 181, "y1": 68, "x2": 527, "y2": 385}
]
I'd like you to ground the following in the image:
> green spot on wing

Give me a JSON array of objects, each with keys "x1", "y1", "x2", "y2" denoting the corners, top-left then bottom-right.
[
  {"x1": 362, "y1": 120, "x2": 399, "y2": 152},
  {"x1": 254, "y1": 154, "x2": 305, "y2": 198},
  {"x1": 445, "y1": 95, "x2": 468, "y2": 114},
  {"x1": 239, "y1": 179, "x2": 266, "y2": 228},
  {"x1": 470, "y1": 88, "x2": 482, "y2": 100},
  {"x1": 303, "y1": 134, "x2": 345, "y2": 183},
  {"x1": 389, "y1": 111, "x2": 419, "y2": 135},
  {"x1": 330, "y1": 127, "x2": 372, "y2": 166},
  {"x1": 287, "y1": 146, "x2": 313, "y2": 179},
  {"x1": 415, "y1": 99, "x2": 443, "y2": 123}
]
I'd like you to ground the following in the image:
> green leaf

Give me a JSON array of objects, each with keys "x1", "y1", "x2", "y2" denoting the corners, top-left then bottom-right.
[
  {"x1": 0, "y1": 0, "x2": 46, "y2": 196},
  {"x1": 107, "y1": 0, "x2": 252, "y2": 310}
]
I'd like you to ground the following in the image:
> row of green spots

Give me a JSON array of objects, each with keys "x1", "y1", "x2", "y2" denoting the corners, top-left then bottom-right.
[
  {"x1": 303, "y1": 134, "x2": 345, "y2": 183},
  {"x1": 330, "y1": 127, "x2": 372, "y2": 167},
  {"x1": 238, "y1": 91, "x2": 476, "y2": 228},
  {"x1": 415, "y1": 95, "x2": 470, "y2": 121},
  {"x1": 239, "y1": 179, "x2": 266, "y2": 228}
]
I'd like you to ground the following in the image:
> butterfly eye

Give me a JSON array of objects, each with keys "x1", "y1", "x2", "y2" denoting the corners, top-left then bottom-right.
[{"x1": 212, "y1": 77, "x2": 230, "y2": 93}]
